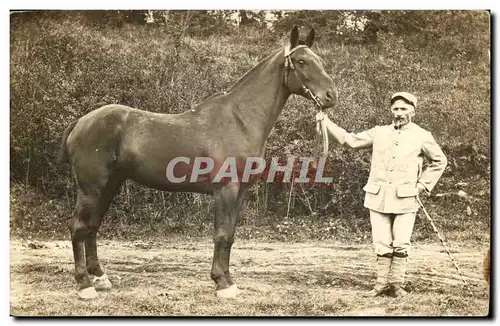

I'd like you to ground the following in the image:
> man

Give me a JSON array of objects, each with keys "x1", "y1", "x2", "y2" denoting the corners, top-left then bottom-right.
[{"x1": 316, "y1": 92, "x2": 447, "y2": 297}]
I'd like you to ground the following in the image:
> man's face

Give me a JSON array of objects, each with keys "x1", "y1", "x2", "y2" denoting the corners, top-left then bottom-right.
[{"x1": 391, "y1": 99, "x2": 415, "y2": 128}]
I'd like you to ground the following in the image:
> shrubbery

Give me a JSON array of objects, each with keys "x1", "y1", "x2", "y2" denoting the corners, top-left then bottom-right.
[{"x1": 10, "y1": 11, "x2": 490, "y2": 242}]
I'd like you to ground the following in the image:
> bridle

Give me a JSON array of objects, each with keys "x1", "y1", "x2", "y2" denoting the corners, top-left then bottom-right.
[
  {"x1": 283, "y1": 45, "x2": 323, "y2": 110},
  {"x1": 283, "y1": 45, "x2": 329, "y2": 159}
]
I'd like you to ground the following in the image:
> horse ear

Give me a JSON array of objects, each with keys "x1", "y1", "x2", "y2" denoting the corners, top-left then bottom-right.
[
  {"x1": 306, "y1": 28, "x2": 315, "y2": 47},
  {"x1": 290, "y1": 26, "x2": 300, "y2": 48}
]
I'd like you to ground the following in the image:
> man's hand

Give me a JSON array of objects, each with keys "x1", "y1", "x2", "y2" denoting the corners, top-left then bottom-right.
[
  {"x1": 417, "y1": 183, "x2": 428, "y2": 196},
  {"x1": 316, "y1": 111, "x2": 326, "y2": 123}
]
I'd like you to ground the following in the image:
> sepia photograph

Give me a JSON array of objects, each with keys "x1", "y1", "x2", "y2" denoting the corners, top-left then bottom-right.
[{"x1": 9, "y1": 8, "x2": 491, "y2": 317}]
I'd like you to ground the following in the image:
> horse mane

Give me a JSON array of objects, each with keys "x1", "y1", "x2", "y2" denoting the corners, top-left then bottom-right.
[
  {"x1": 202, "y1": 91, "x2": 227, "y2": 101},
  {"x1": 225, "y1": 47, "x2": 284, "y2": 94},
  {"x1": 190, "y1": 47, "x2": 284, "y2": 112}
]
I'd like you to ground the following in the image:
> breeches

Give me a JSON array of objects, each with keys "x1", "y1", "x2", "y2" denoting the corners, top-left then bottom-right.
[{"x1": 369, "y1": 210, "x2": 417, "y2": 257}]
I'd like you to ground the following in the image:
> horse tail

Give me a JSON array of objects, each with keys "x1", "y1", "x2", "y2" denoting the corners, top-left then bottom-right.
[{"x1": 58, "y1": 120, "x2": 78, "y2": 164}]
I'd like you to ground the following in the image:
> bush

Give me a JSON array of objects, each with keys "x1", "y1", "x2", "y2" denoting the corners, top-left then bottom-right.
[{"x1": 10, "y1": 11, "x2": 490, "y2": 243}]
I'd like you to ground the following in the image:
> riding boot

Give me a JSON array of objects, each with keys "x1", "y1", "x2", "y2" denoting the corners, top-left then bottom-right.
[
  {"x1": 363, "y1": 256, "x2": 392, "y2": 297},
  {"x1": 390, "y1": 256, "x2": 408, "y2": 297}
]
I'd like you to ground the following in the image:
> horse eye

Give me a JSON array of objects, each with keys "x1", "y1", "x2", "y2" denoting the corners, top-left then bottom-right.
[{"x1": 298, "y1": 60, "x2": 305, "y2": 65}]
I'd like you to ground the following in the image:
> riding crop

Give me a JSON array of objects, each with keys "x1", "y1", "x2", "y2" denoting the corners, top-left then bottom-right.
[{"x1": 416, "y1": 195, "x2": 474, "y2": 295}]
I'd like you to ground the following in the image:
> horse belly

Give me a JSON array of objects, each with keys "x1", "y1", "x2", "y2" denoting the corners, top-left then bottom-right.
[
  {"x1": 120, "y1": 113, "x2": 239, "y2": 193},
  {"x1": 128, "y1": 163, "x2": 220, "y2": 194}
]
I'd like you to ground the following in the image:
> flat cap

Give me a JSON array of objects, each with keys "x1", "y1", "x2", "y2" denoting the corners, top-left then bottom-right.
[{"x1": 391, "y1": 92, "x2": 417, "y2": 109}]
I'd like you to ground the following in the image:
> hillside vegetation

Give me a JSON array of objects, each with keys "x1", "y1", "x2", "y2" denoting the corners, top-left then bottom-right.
[{"x1": 10, "y1": 10, "x2": 490, "y2": 243}]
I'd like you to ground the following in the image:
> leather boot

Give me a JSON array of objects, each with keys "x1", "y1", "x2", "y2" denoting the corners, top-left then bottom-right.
[
  {"x1": 390, "y1": 256, "x2": 408, "y2": 297},
  {"x1": 363, "y1": 256, "x2": 392, "y2": 297}
]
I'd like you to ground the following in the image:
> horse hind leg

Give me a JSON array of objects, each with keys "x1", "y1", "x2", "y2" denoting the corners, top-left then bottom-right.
[
  {"x1": 85, "y1": 233, "x2": 113, "y2": 292},
  {"x1": 211, "y1": 183, "x2": 240, "y2": 298},
  {"x1": 85, "y1": 174, "x2": 124, "y2": 292},
  {"x1": 69, "y1": 192, "x2": 101, "y2": 300},
  {"x1": 69, "y1": 156, "x2": 120, "y2": 300}
]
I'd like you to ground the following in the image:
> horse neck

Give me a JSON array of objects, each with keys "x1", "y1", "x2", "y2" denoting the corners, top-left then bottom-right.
[{"x1": 225, "y1": 48, "x2": 291, "y2": 149}]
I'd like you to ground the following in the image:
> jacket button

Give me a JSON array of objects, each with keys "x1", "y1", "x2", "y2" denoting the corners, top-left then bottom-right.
[{"x1": 395, "y1": 141, "x2": 399, "y2": 146}]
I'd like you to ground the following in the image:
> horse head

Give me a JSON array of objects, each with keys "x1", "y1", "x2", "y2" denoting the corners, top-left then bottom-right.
[{"x1": 283, "y1": 26, "x2": 338, "y2": 109}]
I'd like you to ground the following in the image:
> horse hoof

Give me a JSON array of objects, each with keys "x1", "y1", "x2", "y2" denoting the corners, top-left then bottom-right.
[
  {"x1": 92, "y1": 274, "x2": 113, "y2": 291},
  {"x1": 78, "y1": 287, "x2": 99, "y2": 300},
  {"x1": 216, "y1": 284, "x2": 239, "y2": 299},
  {"x1": 230, "y1": 284, "x2": 240, "y2": 295}
]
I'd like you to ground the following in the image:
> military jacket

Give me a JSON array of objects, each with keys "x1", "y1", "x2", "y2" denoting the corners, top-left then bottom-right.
[{"x1": 326, "y1": 121, "x2": 448, "y2": 214}]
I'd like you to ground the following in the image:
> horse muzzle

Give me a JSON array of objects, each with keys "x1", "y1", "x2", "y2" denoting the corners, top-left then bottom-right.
[{"x1": 317, "y1": 87, "x2": 338, "y2": 109}]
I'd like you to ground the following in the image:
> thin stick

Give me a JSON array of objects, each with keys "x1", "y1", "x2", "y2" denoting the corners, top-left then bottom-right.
[
  {"x1": 286, "y1": 176, "x2": 294, "y2": 219},
  {"x1": 298, "y1": 183, "x2": 314, "y2": 216},
  {"x1": 417, "y1": 196, "x2": 474, "y2": 295}
]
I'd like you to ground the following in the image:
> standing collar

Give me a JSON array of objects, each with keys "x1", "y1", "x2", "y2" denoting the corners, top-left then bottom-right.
[{"x1": 392, "y1": 122, "x2": 414, "y2": 131}]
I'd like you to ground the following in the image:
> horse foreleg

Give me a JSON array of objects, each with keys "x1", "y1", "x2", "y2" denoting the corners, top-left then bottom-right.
[
  {"x1": 211, "y1": 183, "x2": 239, "y2": 298},
  {"x1": 222, "y1": 186, "x2": 248, "y2": 294}
]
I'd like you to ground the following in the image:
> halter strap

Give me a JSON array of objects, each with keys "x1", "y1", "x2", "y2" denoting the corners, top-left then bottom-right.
[
  {"x1": 284, "y1": 44, "x2": 308, "y2": 57},
  {"x1": 283, "y1": 45, "x2": 329, "y2": 159},
  {"x1": 283, "y1": 45, "x2": 323, "y2": 109}
]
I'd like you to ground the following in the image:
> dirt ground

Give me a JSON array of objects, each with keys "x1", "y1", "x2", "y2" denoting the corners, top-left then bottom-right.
[{"x1": 10, "y1": 237, "x2": 490, "y2": 317}]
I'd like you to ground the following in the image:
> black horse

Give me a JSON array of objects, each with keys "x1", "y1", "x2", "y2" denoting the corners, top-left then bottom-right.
[{"x1": 59, "y1": 26, "x2": 337, "y2": 300}]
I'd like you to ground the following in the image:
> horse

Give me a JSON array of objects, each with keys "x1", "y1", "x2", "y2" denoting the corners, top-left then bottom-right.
[
  {"x1": 58, "y1": 26, "x2": 338, "y2": 300},
  {"x1": 484, "y1": 248, "x2": 490, "y2": 285}
]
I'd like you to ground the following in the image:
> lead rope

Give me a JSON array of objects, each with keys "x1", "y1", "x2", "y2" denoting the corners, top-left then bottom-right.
[
  {"x1": 308, "y1": 87, "x2": 328, "y2": 164},
  {"x1": 312, "y1": 105, "x2": 328, "y2": 159},
  {"x1": 315, "y1": 113, "x2": 328, "y2": 158}
]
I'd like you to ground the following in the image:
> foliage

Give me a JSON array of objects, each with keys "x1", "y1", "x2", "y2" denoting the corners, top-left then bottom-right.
[{"x1": 10, "y1": 10, "x2": 490, "y2": 242}]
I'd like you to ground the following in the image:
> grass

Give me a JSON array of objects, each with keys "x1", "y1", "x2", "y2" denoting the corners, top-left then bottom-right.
[
  {"x1": 9, "y1": 13, "x2": 491, "y2": 317},
  {"x1": 10, "y1": 238, "x2": 490, "y2": 317}
]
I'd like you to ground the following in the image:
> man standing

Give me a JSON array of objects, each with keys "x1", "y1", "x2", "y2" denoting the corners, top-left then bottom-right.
[{"x1": 316, "y1": 92, "x2": 447, "y2": 297}]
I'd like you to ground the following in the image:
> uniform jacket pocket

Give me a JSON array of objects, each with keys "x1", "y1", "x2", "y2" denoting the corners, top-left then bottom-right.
[
  {"x1": 363, "y1": 183, "x2": 381, "y2": 195},
  {"x1": 396, "y1": 186, "x2": 418, "y2": 198}
]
